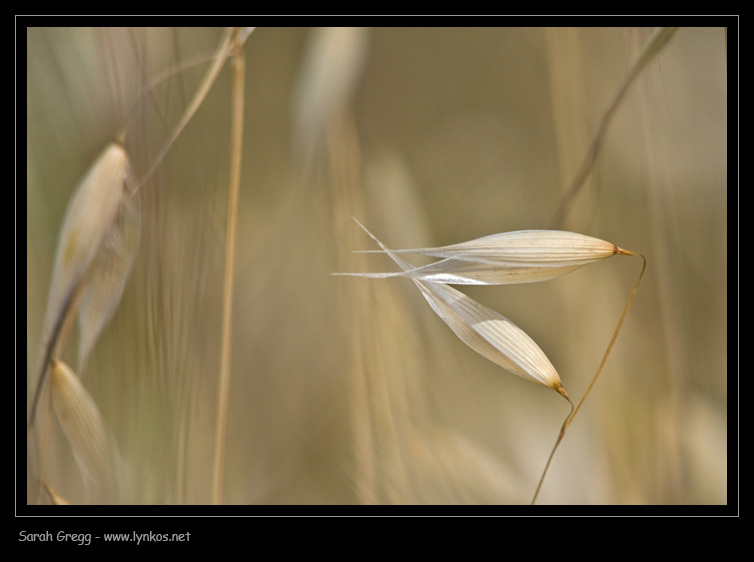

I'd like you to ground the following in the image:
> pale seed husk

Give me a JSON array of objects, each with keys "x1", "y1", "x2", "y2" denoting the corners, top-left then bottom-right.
[
  {"x1": 352, "y1": 230, "x2": 625, "y2": 285},
  {"x1": 348, "y1": 220, "x2": 567, "y2": 397}
]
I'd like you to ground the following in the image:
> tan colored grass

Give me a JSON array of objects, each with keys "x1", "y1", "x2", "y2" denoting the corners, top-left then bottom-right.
[
  {"x1": 30, "y1": 28, "x2": 254, "y2": 505},
  {"x1": 42, "y1": 481, "x2": 70, "y2": 505},
  {"x1": 212, "y1": 36, "x2": 248, "y2": 506},
  {"x1": 531, "y1": 251, "x2": 647, "y2": 504},
  {"x1": 27, "y1": 26, "x2": 727, "y2": 507},
  {"x1": 548, "y1": 27, "x2": 679, "y2": 228}
]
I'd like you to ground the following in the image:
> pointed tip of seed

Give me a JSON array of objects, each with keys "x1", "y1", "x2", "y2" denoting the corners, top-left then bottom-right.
[
  {"x1": 555, "y1": 383, "x2": 570, "y2": 402},
  {"x1": 615, "y1": 246, "x2": 638, "y2": 256}
]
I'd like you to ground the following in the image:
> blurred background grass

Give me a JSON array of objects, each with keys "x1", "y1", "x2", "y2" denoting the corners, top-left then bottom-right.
[{"x1": 26, "y1": 26, "x2": 727, "y2": 505}]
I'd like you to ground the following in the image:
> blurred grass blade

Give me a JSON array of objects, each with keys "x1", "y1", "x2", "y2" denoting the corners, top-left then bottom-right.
[
  {"x1": 50, "y1": 359, "x2": 122, "y2": 503},
  {"x1": 625, "y1": 27, "x2": 680, "y2": 86},
  {"x1": 212, "y1": 35, "x2": 247, "y2": 506},
  {"x1": 31, "y1": 143, "x2": 130, "y2": 424},
  {"x1": 548, "y1": 27, "x2": 680, "y2": 228},
  {"x1": 139, "y1": 26, "x2": 253, "y2": 187},
  {"x1": 349, "y1": 219, "x2": 569, "y2": 399},
  {"x1": 42, "y1": 481, "x2": 70, "y2": 505},
  {"x1": 293, "y1": 27, "x2": 369, "y2": 166},
  {"x1": 349, "y1": 230, "x2": 629, "y2": 285}
]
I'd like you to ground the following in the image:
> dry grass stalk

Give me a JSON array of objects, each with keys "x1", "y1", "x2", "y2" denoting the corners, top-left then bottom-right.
[
  {"x1": 212, "y1": 37, "x2": 247, "y2": 506},
  {"x1": 548, "y1": 27, "x2": 679, "y2": 228},
  {"x1": 139, "y1": 27, "x2": 254, "y2": 188},
  {"x1": 530, "y1": 251, "x2": 647, "y2": 504}
]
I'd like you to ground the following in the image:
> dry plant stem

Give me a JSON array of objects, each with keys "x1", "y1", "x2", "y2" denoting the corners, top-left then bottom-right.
[
  {"x1": 531, "y1": 250, "x2": 647, "y2": 505},
  {"x1": 29, "y1": 287, "x2": 81, "y2": 426},
  {"x1": 212, "y1": 45, "x2": 245, "y2": 506},
  {"x1": 29, "y1": 287, "x2": 83, "y2": 502},
  {"x1": 31, "y1": 401, "x2": 55, "y2": 503},
  {"x1": 139, "y1": 27, "x2": 238, "y2": 189},
  {"x1": 33, "y1": 28, "x2": 242, "y2": 425},
  {"x1": 548, "y1": 28, "x2": 679, "y2": 229}
]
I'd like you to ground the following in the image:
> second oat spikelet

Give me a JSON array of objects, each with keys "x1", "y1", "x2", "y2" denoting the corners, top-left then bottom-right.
[{"x1": 30, "y1": 142, "x2": 139, "y2": 425}]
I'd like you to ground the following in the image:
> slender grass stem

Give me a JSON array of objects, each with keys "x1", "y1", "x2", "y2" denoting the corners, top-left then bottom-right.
[
  {"x1": 531, "y1": 251, "x2": 646, "y2": 505},
  {"x1": 138, "y1": 27, "x2": 238, "y2": 190},
  {"x1": 212, "y1": 44, "x2": 245, "y2": 506}
]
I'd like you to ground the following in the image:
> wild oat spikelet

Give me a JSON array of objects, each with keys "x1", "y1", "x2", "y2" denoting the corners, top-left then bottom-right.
[
  {"x1": 349, "y1": 230, "x2": 632, "y2": 285},
  {"x1": 340, "y1": 219, "x2": 569, "y2": 398},
  {"x1": 414, "y1": 279, "x2": 566, "y2": 396},
  {"x1": 334, "y1": 220, "x2": 644, "y2": 398}
]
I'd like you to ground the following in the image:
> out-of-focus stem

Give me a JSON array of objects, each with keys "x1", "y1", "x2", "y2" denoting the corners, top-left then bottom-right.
[
  {"x1": 139, "y1": 27, "x2": 239, "y2": 189},
  {"x1": 549, "y1": 28, "x2": 679, "y2": 229},
  {"x1": 212, "y1": 43, "x2": 245, "y2": 506}
]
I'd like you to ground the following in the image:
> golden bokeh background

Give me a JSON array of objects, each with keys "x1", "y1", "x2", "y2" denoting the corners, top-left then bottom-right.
[{"x1": 26, "y1": 26, "x2": 728, "y2": 506}]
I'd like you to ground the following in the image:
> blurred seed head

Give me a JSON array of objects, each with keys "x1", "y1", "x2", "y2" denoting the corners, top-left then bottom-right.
[
  {"x1": 50, "y1": 359, "x2": 123, "y2": 503},
  {"x1": 31, "y1": 142, "x2": 138, "y2": 423}
]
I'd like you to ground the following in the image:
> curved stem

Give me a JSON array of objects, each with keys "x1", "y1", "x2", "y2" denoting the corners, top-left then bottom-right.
[
  {"x1": 138, "y1": 27, "x2": 241, "y2": 190},
  {"x1": 549, "y1": 28, "x2": 679, "y2": 229},
  {"x1": 531, "y1": 251, "x2": 646, "y2": 504}
]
